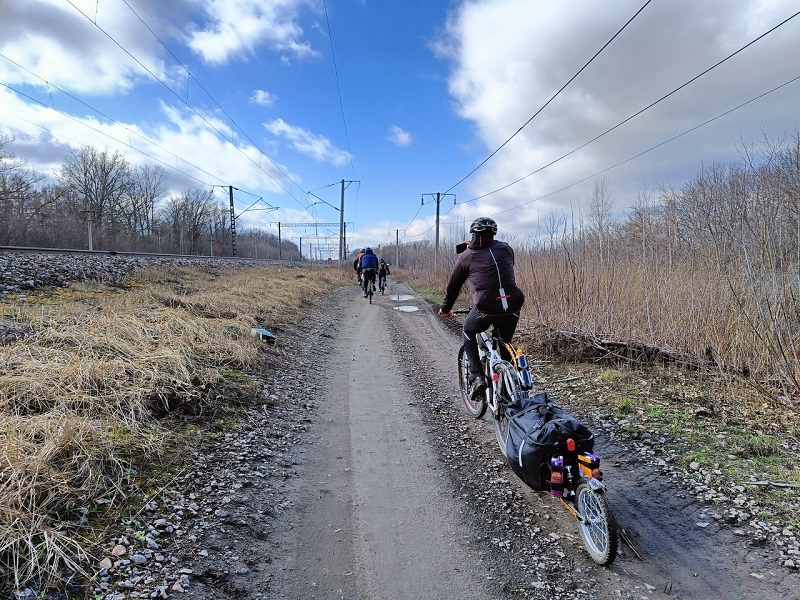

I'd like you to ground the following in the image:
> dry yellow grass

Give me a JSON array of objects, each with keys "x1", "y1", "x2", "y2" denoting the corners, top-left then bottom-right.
[{"x1": 0, "y1": 262, "x2": 349, "y2": 593}]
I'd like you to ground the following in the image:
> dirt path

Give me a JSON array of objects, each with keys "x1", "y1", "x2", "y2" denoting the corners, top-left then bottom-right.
[
  {"x1": 259, "y1": 284, "x2": 496, "y2": 599},
  {"x1": 173, "y1": 279, "x2": 800, "y2": 600}
]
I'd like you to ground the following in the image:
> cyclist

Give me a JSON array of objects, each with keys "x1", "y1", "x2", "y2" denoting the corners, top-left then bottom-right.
[
  {"x1": 358, "y1": 247, "x2": 379, "y2": 297},
  {"x1": 438, "y1": 217, "x2": 525, "y2": 398},
  {"x1": 353, "y1": 248, "x2": 366, "y2": 285},
  {"x1": 377, "y1": 258, "x2": 391, "y2": 291}
]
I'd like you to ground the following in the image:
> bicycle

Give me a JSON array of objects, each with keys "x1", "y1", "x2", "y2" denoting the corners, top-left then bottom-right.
[
  {"x1": 378, "y1": 272, "x2": 387, "y2": 295},
  {"x1": 454, "y1": 310, "x2": 531, "y2": 450},
  {"x1": 362, "y1": 269, "x2": 376, "y2": 304},
  {"x1": 452, "y1": 310, "x2": 618, "y2": 565}
]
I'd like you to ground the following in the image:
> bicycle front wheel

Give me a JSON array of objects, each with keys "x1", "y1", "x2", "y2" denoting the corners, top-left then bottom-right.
[
  {"x1": 458, "y1": 345, "x2": 486, "y2": 418},
  {"x1": 575, "y1": 480, "x2": 618, "y2": 566}
]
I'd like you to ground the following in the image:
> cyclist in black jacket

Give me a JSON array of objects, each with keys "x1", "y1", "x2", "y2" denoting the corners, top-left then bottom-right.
[
  {"x1": 438, "y1": 217, "x2": 525, "y2": 398},
  {"x1": 377, "y1": 258, "x2": 390, "y2": 291}
]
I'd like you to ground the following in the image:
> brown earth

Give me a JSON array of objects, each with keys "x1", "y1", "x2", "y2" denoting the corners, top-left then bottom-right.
[{"x1": 87, "y1": 278, "x2": 800, "y2": 600}]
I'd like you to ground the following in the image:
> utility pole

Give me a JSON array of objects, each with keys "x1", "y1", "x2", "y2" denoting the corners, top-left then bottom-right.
[
  {"x1": 82, "y1": 210, "x2": 95, "y2": 251},
  {"x1": 271, "y1": 221, "x2": 282, "y2": 259},
  {"x1": 422, "y1": 193, "x2": 455, "y2": 271},
  {"x1": 395, "y1": 229, "x2": 399, "y2": 268},
  {"x1": 335, "y1": 179, "x2": 360, "y2": 266},
  {"x1": 299, "y1": 236, "x2": 303, "y2": 261},
  {"x1": 339, "y1": 179, "x2": 345, "y2": 265},
  {"x1": 227, "y1": 186, "x2": 237, "y2": 257}
]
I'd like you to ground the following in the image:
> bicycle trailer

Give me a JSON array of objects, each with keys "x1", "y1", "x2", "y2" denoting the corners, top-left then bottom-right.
[{"x1": 503, "y1": 391, "x2": 595, "y2": 490}]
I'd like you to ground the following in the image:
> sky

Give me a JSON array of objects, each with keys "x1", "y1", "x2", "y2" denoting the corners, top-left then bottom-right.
[{"x1": 1, "y1": 0, "x2": 799, "y2": 259}]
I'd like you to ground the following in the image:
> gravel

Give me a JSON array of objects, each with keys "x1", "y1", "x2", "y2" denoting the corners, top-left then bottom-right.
[{"x1": 3, "y1": 250, "x2": 799, "y2": 599}]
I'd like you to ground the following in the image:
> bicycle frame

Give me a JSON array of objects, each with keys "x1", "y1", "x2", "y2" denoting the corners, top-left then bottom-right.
[
  {"x1": 454, "y1": 316, "x2": 617, "y2": 566},
  {"x1": 476, "y1": 330, "x2": 519, "y2": 418}
]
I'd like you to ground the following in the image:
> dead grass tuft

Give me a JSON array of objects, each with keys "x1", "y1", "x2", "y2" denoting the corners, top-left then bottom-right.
[{"x1": 0, "y1": 263, "x2": 349, "y2": 592}]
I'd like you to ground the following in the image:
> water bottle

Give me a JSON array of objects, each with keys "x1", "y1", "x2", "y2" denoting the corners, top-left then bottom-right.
[
  {"x1": 516, "y1": 349, "x2": 532, "y2": 389},
  {"x1": 549, "y1": 456, "x2": 564, "y2": 497}
]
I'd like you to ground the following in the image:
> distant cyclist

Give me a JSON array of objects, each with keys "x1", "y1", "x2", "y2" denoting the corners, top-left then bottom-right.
[
  {"x1": 438, "y1": 217, "x2": 525, "y2": 398},
  {"x1": 377, "y1": 258, "x2": 391, "y2": 291},
  {"x1": 358, "y1": 247, "x2": 379, "y2": 297},
  {"x1": 353, "y1": 248, "x2": 366, "y2": 285}
]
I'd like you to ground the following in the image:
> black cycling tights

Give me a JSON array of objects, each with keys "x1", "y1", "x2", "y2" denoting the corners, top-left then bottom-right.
[{"x1": 462, "y1": 307, "x2": 520, "y2": 377}]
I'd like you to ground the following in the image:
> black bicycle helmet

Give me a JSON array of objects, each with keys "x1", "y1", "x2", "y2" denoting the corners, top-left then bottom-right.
[{"x1": 469, "y1": 216, "x2": 498, "y2": 235}]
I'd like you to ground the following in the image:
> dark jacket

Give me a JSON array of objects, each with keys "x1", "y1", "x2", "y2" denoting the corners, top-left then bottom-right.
[
  {"x1": 441, "y1": 239, "x2": 524, "y2": 314},
  {"x1": 359, "y1": 250, "x2": 378, "y2": 270},
  {"x1": 378, "y1": 261, "x2": 390, "y2": 275}
]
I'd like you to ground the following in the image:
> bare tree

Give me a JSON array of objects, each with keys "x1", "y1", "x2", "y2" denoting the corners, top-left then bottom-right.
[
  {"x1": 157, "y1": 188, "x2": 220, "y2": 255},
  {"x1": 0, "y1": 136, "x2": 46, "y2": 245},
  {"x1": 125, "y1": 165, "x2": 167, "y2": 238},
  {"x1": 58, "y1": 147, "x2": 132, "y2": 249},
  {"x1": 586, "y1": 178, "x2": 614, "y2": 258}
]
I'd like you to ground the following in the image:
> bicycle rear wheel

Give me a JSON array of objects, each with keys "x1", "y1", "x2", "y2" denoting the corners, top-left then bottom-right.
[
  {"x1": 492, "y1": 367, "x2": 519, "y2": 455},
  {"x1": 458, "y1": 345, "x2": 486, "y2": 418},
  {"x1": 575, "y1": 480, "x2": 618, "y2": 565}
]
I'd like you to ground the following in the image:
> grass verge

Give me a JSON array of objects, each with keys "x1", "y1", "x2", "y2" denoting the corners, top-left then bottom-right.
[{"x1": 0, "y1": 263, "x2": 349, "y2": 594}]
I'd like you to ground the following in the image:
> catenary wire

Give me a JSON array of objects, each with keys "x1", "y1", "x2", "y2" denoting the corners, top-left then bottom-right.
[
  {"x1": 445, "y1": 72, "x2": 800, "y2": 223},
  {"x1": 0, "y1": 54, "x2": 224, "y2": 186},
  {"x1": 323, "y1": 0, "x2": 359, "y2": 221},
  {"x1": 0, "y1": 115, "x2": 210, "y2": 194},
  {"x1": 0, "y1": 82, "x2": 282, "y2": 221},
  {"x1": 443, "y1": 0, "x2": 655, "y2": 195},
  {"x1": 117, "y1": 0, "x2": 308, "y2": 206},
  {"x1": 64, "y1": 0, "x2": 310, "y2": 214},
  {"x1": 0, "y1": 83, "x2": 219, "y2": 188}
]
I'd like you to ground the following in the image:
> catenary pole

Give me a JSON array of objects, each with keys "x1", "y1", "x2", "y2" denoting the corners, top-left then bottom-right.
[
  {"x1": 228, "y1": 186, "x2": 237, "y2": 257},
  {"x1": 339, "y1": 179, "x2": 345, "y2": 264}
]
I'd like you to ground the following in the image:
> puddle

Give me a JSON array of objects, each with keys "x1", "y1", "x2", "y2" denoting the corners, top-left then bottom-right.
[
  {"x1": 389, "y1": 294, "x2": 414, "y2": 301},
  {"x1": 393, "y1": 305, "x2": 419, "y2": 312}
]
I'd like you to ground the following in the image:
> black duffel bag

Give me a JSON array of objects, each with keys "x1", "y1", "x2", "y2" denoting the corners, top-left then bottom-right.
[{"x1": 504, "y1": 391, "x2": 594, "y2": 490}]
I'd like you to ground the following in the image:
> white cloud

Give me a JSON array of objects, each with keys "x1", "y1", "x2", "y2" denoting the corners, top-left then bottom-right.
[
  {"x1": 186, "y1": 0, "x2": 319, "y2": 64},
  {"x1": 0, "y1": 0, "x2": 175, "y2": 95},
  {"x1": 251, "y1": 89, "x2": 278, "y2": 106},
  {"x1": 0, "y1": 85, "x2": 297, "y2": 198},
  {"x1": 441, "y1": 0, "x2": 800, "y2": 224},
  {"x1": 264, "y1": 118, "x2": 351, "y2": 167},
  {"x1": 387, "y1": 125, "x2": 412, "y2": 147}
]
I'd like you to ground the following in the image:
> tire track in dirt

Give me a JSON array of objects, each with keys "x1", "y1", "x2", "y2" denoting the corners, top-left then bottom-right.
[
  {"x1": 381, "y1": 279, "x2": 800, "y2": 600},
  {"x1": 173, "y1": 278, "x2": 799, "y2": 600}
]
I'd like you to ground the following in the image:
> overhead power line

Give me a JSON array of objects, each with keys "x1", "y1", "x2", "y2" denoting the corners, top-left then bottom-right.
[
  {"x1": 444, "y1": 0, "x2": 655, "y2": 195},
  {"x1": 398, "y1": 15, "x2": 800, "y2": 241},
  {"x1": 64, "y1": 0, "x2": 310, "y2": 214},
  {"x1": 322, "y1": 0, "x2": 359, "y2": 221},
  {"x1": 452, "y1": 72, "x2": 800, "y2": 222},
  {"x1": 452, "y1": 7, "x2": 800, "y2": 209}
]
